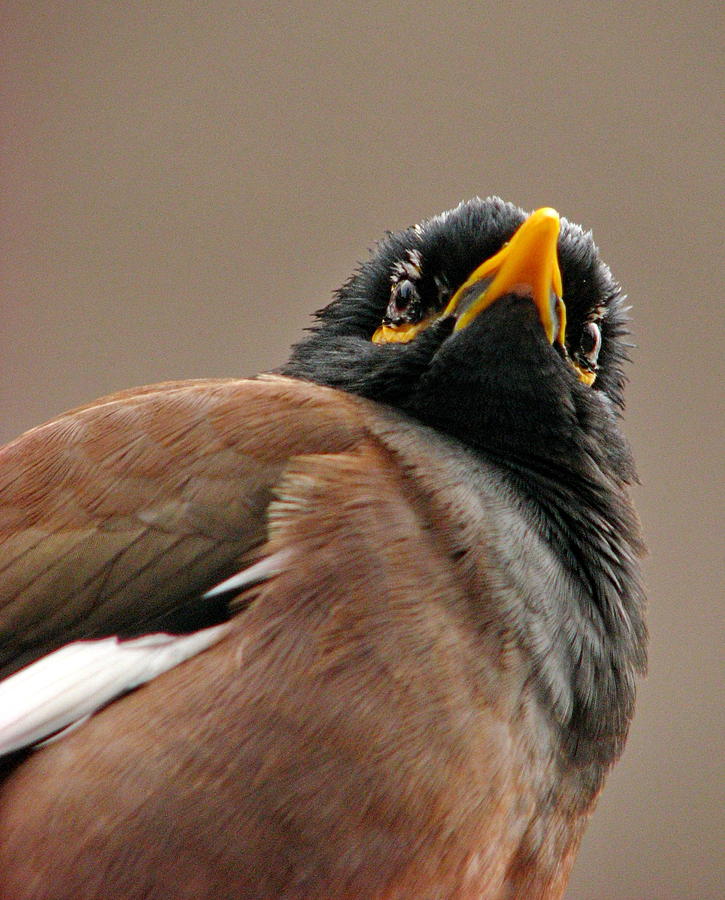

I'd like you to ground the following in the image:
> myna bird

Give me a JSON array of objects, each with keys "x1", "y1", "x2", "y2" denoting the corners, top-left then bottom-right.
[{"x1": 0, "y1": 198, "x2": 646, "y2": 899}]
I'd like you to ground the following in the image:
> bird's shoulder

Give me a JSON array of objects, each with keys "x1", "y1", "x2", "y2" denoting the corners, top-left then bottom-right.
[{"x1": 0, "y1": 375, "x2": 371, "y2": 675}]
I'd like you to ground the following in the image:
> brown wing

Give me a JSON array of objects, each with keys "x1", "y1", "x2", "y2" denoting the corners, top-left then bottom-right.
[
  {"x1": 0, "y1": 376, "x2": 577, "y2": 898},
  {"x1": 0, "y1": 376, "x2": 365, "y2": 677},
  {"x1": 0, "y1": 396, "x2": 575, "y2": 899}
]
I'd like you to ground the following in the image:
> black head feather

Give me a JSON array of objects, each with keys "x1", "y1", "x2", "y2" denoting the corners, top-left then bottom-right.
[{"x1": 283, "y1": 196, "x2": 635, "y2": 485}]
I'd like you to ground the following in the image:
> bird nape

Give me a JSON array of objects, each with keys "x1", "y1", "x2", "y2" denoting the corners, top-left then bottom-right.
[{"x1": 0, "y1": 197, "x2": 646, "y2": 900}]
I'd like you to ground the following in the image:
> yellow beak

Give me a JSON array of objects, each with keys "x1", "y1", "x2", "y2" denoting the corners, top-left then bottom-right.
[{"x1": 444, "y1": 207, "x2": 566, "y2": 345}]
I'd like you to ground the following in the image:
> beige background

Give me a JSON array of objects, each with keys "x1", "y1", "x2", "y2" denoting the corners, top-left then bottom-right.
[{"x1": 1, "y1": 3, "x2": 722, "y2": 897}]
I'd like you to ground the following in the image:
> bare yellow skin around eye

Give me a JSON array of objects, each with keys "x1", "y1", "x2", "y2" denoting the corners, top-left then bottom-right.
[
  {"x1": 371, "y1": 313, "x2": 438, "y2": 344},
  {"x1": 572, "y1": 363, "x2": 597, "y2": 386}
]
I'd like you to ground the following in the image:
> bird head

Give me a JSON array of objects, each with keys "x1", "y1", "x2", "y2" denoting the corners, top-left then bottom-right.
[{"x1": 283, "y1": 197, "x2": 635, "y2": 483}]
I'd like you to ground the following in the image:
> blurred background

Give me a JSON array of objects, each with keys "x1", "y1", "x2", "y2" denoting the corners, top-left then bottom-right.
[{"x1": 1, "y1": 3, "x2": 721, "y2": 897}]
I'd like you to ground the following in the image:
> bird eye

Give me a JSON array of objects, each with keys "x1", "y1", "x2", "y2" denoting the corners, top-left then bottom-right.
[
  {"x1": 384, "y1": 279, "x2": 422, "y2": 325},
  {"x1": 394, "y1": 280, "x2": 416, "y2": 310},
  {"x1": 581, "y1": 321, "x2": 602, "y2": 365}
]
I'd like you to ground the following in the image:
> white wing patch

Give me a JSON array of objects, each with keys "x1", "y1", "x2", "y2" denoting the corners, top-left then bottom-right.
[
  {"x1": 202, "y1": 550, "x2": 290, "y2": 600},
  {"x1": 0, "y1": 623, "x2": 230, "y2": 756}
]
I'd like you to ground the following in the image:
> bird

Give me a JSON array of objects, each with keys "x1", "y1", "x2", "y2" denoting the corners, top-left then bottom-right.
[{"x1": 0, "y1": 197, "x2": 646, "y2": 900}]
